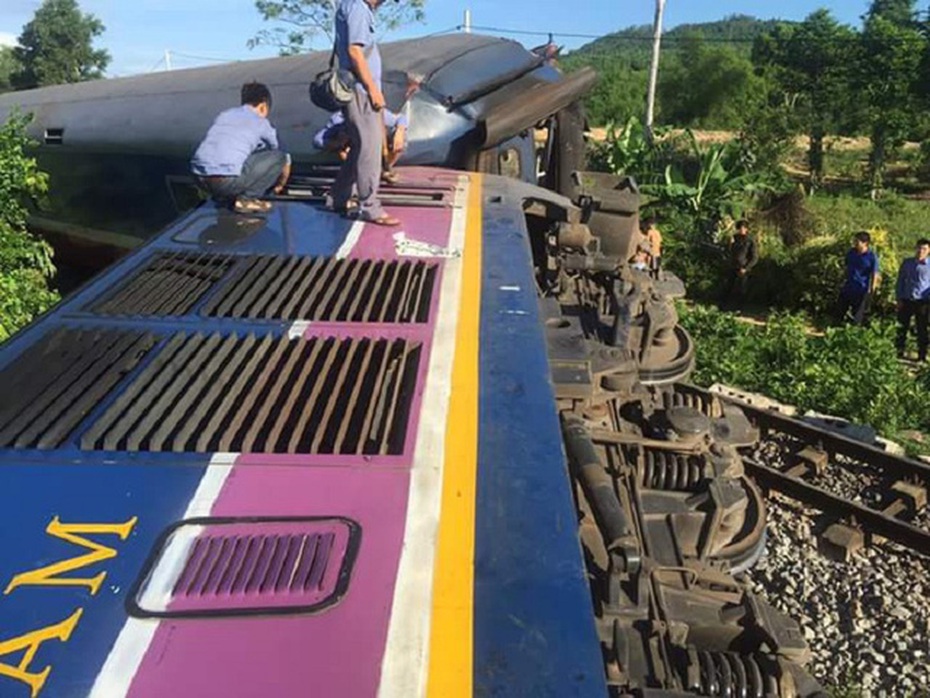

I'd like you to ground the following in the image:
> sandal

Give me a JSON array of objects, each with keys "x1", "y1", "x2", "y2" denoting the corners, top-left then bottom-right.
[
  {"x1": 234, "y1": 198, "x2": 272, "y2": 213},
  {"x1": 362, "y1": 214, "x2": 401, "y2": 227},
  {"x1": 381, "y1": 170, "x2": 400, "y2": 184},
  {"x1": 330, "y1": 200, "x2": 359, "y2": 217}
]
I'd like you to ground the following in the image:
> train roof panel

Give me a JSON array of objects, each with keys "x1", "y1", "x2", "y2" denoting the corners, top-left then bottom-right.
[{"x1": 0, "y1": 169, "x2": 606, "y2": 697}]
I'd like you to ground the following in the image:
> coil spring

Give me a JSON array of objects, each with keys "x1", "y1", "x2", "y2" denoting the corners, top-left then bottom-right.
[
  {"x1": 640, "y1": 450, "x2": 705, "y2": 491},
  {"x1": 690, "y1": 651, "x2": 779, "y2": 698},
  {"x1": 666, "y1": 390, "x2": 715, "y2": 417}
]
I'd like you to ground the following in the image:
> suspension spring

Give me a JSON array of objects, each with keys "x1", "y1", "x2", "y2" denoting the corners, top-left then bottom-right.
[
  {"x1": 640, "y1": 450, "x2": 705, "y2": 491},
  {"x1": 666, "y1": 390, "x2": 716, "y2": 417},
  {"x1": 689, "y1": 650, "x2": 781, "y2": 698}
]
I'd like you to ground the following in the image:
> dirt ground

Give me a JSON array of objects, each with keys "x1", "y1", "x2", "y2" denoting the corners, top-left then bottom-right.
[{"x1": 584, "y1": 127, "x2": 908, "y2": 152}]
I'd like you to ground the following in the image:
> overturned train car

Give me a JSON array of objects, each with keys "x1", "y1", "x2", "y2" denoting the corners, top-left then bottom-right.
[
  {"x1": 0, "y1": 34, "x2": 591, "y2": 268},
  {"x1": 0, "y1": 167, "x2": 828, "y2": 697},
  {"x1": 0, "y1": 31, "x2": 828, "y2": 695}
]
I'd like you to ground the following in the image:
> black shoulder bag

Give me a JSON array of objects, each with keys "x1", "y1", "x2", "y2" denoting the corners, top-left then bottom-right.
[{"x1": 309, "y1": 42, "x2": 355, "y2": 112}]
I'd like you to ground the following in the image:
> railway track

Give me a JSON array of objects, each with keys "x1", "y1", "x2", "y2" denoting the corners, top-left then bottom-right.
[{"x1": 704, "y1": 389, "x2": 930, "y2": 559}]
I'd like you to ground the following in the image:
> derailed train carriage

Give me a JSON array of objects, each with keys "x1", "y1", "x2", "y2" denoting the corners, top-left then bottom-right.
[
  {"x1": 0, "y1": 34, "x2": 592, "y2": 269},
  {"x1": 0, "y1": 34, "x2": 826, "y2": 697}
]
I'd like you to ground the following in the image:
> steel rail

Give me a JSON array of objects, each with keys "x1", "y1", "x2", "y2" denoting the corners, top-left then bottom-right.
[
  {"x1": 743, "y1": 457, "x2": 930, "y2": 556},
  {"x1": 714, "y1": 394, "x2": 930, "y2": 485}
]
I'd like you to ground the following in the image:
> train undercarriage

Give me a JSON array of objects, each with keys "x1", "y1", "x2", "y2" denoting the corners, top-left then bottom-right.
[{"x1": 530, "y1": 173, "x2": 828, "y2": 697}]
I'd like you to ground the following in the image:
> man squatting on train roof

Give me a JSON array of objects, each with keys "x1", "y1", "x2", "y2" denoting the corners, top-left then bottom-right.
[
  {"x1": 190, "y1": 82, "x2": 291, "y2": 214},
  {"x1": 329, "y1": 0, "x2": 402, "y2": 227}
]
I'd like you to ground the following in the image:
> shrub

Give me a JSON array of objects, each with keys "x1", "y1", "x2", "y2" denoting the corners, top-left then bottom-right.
[
  {"x1": 0, "y1": 111, "x2": 58, "y2": 341},
  {"x1": 679, "y1": 303, "x2": 930, "y2": 438}
]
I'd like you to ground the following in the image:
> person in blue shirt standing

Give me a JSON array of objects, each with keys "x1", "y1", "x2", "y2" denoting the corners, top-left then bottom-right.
[
  {"x1": 837, "y1": 231, "x2": 880, "y2": 325},
  {"x1": 330, "y1": 0, "x2": 400, "y2": 227},
  {"x1": 895, "y1": 238, "x2": 930, "y2": 361},
  {"x1": 191, "y1": 82, "x2": 291, "y2": 213}
]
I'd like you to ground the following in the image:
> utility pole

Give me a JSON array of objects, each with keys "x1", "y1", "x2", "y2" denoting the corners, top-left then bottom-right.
[
  {"x1": 463, "y1": 9, "x2": 472, "y2": 33},
  {"x1": 164, "y1": 49, "x2": 172, "y2": 71},
  {"x1": 645, "y1": 0, "x2": 666, "y2": 142}
]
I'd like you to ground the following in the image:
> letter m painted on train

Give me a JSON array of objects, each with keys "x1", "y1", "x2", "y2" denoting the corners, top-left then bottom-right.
[{"x1": 4, "y1": 517, "x2": 138, "y2": 596}]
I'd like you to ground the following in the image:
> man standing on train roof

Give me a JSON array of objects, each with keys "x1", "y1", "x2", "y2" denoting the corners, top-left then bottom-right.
[
  {"x1": 191, "y1": 82, "x2": 291, "y2": 214},
  {"x1": 895, "y1": 238, "x2": 930, "y2": 362},
  {"x1": 330, "y1": 0, "x2": 401, "y2": 227},
  {"x1": 837, "y1": 231, "x2": 880, "y2": 326}
]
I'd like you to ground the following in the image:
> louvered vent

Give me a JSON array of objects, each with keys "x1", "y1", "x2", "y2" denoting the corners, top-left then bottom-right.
[
  {"x1": 91, "y1": 252, "x2": 235, "y2": 316},
  {"x1": 91, "y1": 253, "x2": 438, "y2": 323},
  {"x1": 81, "y1": 332, "x2": 421, "y2": 454},
  {"x1": 201, "y1": 256, "x2": 437, "y2": 323},
  {"x1": 130, "y1": 517, "x2": 360, "y2": 618},
  {"x1": 0, "y1": 328, "x2": 158, "y2": 449}
]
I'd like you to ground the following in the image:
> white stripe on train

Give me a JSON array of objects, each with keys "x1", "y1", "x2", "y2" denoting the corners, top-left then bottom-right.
[
  {"x1": 377, "y1": 175, "x2": 471, "y2": 698},
  {"x1": 88, "y1": 454, "x2": 237, "y2": 698}
]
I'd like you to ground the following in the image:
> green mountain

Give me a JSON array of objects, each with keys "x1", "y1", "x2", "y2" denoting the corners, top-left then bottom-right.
[
  {"x1": 567, "y1": 14, "x2": 791, "y2": 66},
  {"x1": 562, "y1": 15, "x2": 796, "y2": 128}
]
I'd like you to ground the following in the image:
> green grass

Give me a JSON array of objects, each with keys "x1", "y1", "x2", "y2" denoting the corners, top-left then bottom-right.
[
  {"x1": 678, "y1": 303, "x2": 930, "y2": 444},
  {"x1": 806, "y1": 193, "x2": 930, "y2": 248}
]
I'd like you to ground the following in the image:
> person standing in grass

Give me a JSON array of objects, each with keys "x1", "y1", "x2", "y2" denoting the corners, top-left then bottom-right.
[
  {"x1": 721, "y1": 220, "x2": 758, "y2": 311},
  {"x1": 837, "y1": 231, "x2": 880, "y2": 325},
  {"x1": 642, "y1": 216, "x2": 663, "y2": 276},
  {"x1": 895, "y1": 238, "x2": 930, "y2": 362}
]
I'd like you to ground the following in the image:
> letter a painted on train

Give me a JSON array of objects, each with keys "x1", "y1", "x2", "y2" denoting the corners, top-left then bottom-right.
[
  {"x1": 0, "y1": 609, "x2": 83, "y2": 698},
  {"x1": 5, "y1": 517, "x2": 138, "y2": 596}
]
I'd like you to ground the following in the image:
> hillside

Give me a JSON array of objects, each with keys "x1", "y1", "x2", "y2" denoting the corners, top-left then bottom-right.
[
  {"x1": 561, "y1": 15, "x2": 796, "y2": 127},
  {"x1": 566, "y1": 14, "x2": 790, "y2": 65}
]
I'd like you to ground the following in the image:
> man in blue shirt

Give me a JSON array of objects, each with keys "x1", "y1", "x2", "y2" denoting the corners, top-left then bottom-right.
[
  {"x1": 895, "y1": 238, "x2": 930, "y2": 361},
  {"x1": 837, "y1": 231, "x2": 880, "y2": 325},
  {"x1": 329, "y1": 0, "x2": 400, "y2": 227},
  {"x1": 313, "y1": 108, "x2": 409, "y2": 180},
  {"x1": 191, "y1": 82, "x2": 290, "y2": 213}
]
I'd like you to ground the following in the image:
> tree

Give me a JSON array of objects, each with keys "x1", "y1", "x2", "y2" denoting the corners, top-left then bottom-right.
[
  {"x1": 868, "y1": 0, "x2": 918, "y2": 25},
  {"x1": 752, "y1": 10, "x2": 856, "y2": 187},
  {"x1": 659, "y1": 37, "x2": 763, "y2": 129},
  {"x1": 0, "y1": 47, "x2": 20, "y2": 93},
  {"x1": 13, "y1": 0, "x2": 109, "y2": 89},
  {"x1": 0, "y1": 112, "x2": 58, "y2": 341},
  {"x1": 250, "y1": 0, "x2": 427, "y2": 55},
  {"x1": 855, "y1": 0, "x2": 925, "y2": 195}
]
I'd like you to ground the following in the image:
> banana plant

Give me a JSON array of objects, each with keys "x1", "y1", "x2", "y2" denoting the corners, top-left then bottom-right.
[{"x1": 644, "y1": 129, "x2": 774, "y2": 230}]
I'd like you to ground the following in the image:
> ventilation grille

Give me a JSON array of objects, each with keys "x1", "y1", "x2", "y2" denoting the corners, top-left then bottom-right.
[
  {"x1": 0, "y1": 328, "x2": 157, "y2": 450},
  {"x1": 44, "y1": 128, "x2": 64, "y2": 145},
  {"x1": 90, "y1": 253, "x2": 438, "y2": 323},
  {"x1": 130, "y1": 518, "x2": 360, "y2": 618},
  {"x1": 201, "y1": 256, "x2": 437, "y2": 323},
  {"x1": 91, "y1": 252, "x2": 235, "y2": 316},
  {"x1": 81, "y1": 332, "x2": 421, "y2": 454}
]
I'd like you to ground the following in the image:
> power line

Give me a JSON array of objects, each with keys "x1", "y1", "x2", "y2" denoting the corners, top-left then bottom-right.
[
  {"x1": 170, "y1": 51, "x2": 243, "y2": 63},
  {"x1": 462, "y1": 23, "x2": 927, "y2": 47}
]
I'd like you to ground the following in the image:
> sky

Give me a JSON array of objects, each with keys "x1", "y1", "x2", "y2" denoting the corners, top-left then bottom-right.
[{"x1": 0, "y1": 0, "x2": 876, "y2": 77}]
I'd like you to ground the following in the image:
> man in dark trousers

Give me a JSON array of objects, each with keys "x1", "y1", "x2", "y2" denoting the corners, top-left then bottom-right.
[
  {"x1": 722, "y1": 220, "x2": 758, "y2": 311},
  {"x1": 330, "y1": 0, "x2": 400, "y2": 227},
  {"x1": 895, "y1": 238, "x2": 930, "y2": 361},
  {"x1": 837, "y1": 231, "x2": 880, "y2": 325},
  {"x1": 191, "y1": 82, "x2": 290, "y2": 213}
]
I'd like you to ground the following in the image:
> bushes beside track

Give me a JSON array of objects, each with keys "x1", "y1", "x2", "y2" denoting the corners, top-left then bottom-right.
[{"x1": 679, "y1": 304, "x2": 930, "y2": 447}]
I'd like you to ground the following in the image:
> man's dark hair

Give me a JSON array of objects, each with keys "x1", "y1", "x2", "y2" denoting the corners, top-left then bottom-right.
[
  {"x1": 918, "y1": 238, "x2": 930, "y2": 247},
  {"x1": 854, "y1": 231, "x2": 871, "y2": 245},
  {"x1": 241, "y1": 82, "x2": 272, "y2": 109},
  {"x1": 643, "y1": 216, "x2": 657, "y2": 228},
  {"x1": 735, "y1": 219, "x2": 749, "y2": 231}
]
